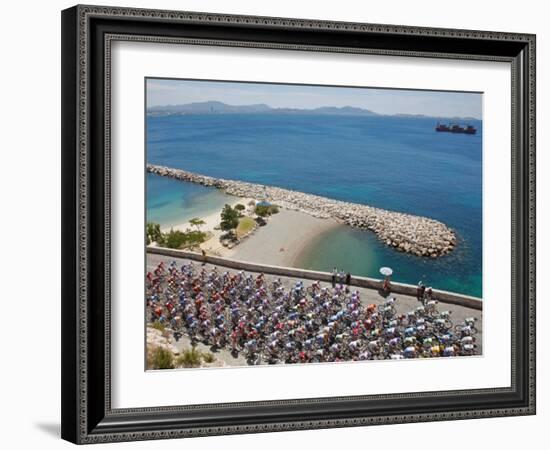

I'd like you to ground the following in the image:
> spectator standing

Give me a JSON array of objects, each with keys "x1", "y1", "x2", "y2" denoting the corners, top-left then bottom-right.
[{"x1": 416, "y1": 281, "x2": 426, "y2": 303}]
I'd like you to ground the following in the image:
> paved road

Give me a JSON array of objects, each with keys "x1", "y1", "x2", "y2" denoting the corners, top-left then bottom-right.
[{"x1": 147, "y1": 253, "x2": 483, "y2": 365}]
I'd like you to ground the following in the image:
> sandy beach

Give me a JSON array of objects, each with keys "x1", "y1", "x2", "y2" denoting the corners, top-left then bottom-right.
[
  {"x1": 226, "y1": 208, "x2": 340, "y2": 267},
  {"x1": 159, "y1": 196, "x2": 251, "y2": 235},
  {"x1": 161, "y1": 197, "x2": 256, "y2": 256},
  {"x1": 158, "y1": 191, "x2": 340, "y2": 267}
]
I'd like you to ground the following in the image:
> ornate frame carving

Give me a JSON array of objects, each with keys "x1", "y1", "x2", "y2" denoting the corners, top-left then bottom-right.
[{"x1": 61, "y1": 5, "x2": 536, "y2": 444}]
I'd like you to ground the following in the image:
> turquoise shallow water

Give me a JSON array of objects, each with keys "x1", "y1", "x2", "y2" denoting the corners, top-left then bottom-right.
[
  {"x1": 295, "y1": 226, "x2": 482, "y2": 297},
  {"x1": 147, "y1": 173, "x2": 234, "y2": 228},
  {"x1": 146, "y1": 113, "x2": 482, "y2": 297}
]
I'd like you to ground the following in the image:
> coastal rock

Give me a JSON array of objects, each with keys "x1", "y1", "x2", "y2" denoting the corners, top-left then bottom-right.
[
  {"x1": 147, "y1": 327, "x2": 180, "y2": 355},
  {"x1": 147, "y1": 164, "x2": 457, "y2": 258}
]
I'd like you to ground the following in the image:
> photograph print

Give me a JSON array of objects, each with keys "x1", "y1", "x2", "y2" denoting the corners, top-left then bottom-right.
[{"x1": 145, "y1": 78, "x2": 483, "y2": 370}]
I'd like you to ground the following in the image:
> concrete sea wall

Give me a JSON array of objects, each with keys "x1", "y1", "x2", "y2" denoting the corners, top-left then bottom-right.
[{"x1": 147, "y1": 164, "x2": 457, "y2": 258}]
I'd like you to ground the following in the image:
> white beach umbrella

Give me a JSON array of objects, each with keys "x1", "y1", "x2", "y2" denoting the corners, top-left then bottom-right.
[{"x1": 380, "y1": 267, "x2": 393, "y2": 277}]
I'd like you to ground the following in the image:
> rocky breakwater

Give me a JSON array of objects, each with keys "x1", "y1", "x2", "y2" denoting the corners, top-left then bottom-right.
[{"x1": 147, "y1": 164, "x2": 457, "y2": 257}]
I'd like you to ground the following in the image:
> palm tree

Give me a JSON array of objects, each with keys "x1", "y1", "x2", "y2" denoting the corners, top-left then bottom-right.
[{"x1": 189, "y1": 217, "x2": 206, "y2": 232}]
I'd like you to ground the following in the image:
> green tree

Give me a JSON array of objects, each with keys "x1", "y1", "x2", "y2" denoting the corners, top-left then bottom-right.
[
  {"x1": 146, "y1": 222, "x2": 164, "y2": 244},
  {"x1": 164, "y1": 228, "x2": 188, "y2": 249},
  {"x1": 254, "y1": 205, "x2": 268, "y2": 217},
  {"x1": 188, "y1": 217, "x2": 206, "y2": 232},
  {"x1": 220, "y1": 204, "x2": 239, "y2": 231},
  {"x1": 160, "y1": 228, "x2": 207, "y2": 249},
  {"x1": 234, "y1": 204, "x2": 246, "y2": 217},
  {"x1": 254, "y1": 204, "x2": 279, "y2": 217},
  {"x1": 185, "y1": 230, "x2": 207, "y2": 245}
]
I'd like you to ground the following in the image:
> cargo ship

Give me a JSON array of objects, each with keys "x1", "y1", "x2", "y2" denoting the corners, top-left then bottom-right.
[{"x1": 435, "y1": 122, "x2": 477, "y2": 134}]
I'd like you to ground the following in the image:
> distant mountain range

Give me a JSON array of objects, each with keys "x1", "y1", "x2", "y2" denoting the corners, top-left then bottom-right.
[{"x1": 146, "y1": 101, "x2": 479, "y2": 121}]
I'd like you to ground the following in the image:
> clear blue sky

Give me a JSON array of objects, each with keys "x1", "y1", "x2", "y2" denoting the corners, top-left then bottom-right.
[{"x1": 146, "y1": 78, "x2": 482, "y2": 119}]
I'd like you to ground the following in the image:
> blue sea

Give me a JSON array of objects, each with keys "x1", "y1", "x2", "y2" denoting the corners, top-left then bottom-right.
[{"x1": 146, "y1": 114, "x2": 482, "y2": 298}]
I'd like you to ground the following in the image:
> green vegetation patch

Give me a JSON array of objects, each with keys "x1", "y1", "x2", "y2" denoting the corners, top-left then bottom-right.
[
  {"x1": 202, "y1": 352, "x2": 215, "y2": 363},
  {"x1": 175, "y1": 348, "x2": 217, "y2": 368},
  {"x1": 147, "y1": 222, "x2": 208, "y2": 249},
  {"x1": 146, "y1": 222, "x2": 164, "y2": 245},
  {"x1": 236, "y1": 216, "x2": 256, "y2": 238},
  {"x1": 148, "y1": 346, "x2": 174, "y2": 370},
  {"x1": 150, "y1": 321, "x2": 166, "y2": 332},
  {"x1": 164, "y1": 228, "x2": 207, "y2": 249},
  {"x1": 176, "y1": 347, "x2": 203, "y2": 368},
  {"x1": 254, "y1": 204, "x2": 279, "y2": 217}
]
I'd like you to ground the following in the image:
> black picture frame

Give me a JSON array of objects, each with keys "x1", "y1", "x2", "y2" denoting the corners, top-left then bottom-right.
[{"x1": 61, "y1": 4, "x2": 536, "y2": 444}]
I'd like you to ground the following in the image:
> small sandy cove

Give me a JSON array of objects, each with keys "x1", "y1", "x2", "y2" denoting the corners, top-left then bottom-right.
[
  {"x1": 161, "y1": 197, "x2": 254, "y2": 256},
  {"x1": 226, "y1": 209, "x2": 338, "y2": 267},
  {"x1": 162, "y1": 198, "x2": 339, "y2": 268}
]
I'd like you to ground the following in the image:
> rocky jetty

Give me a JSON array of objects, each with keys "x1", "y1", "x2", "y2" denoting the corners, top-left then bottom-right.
[{"x1": 147, "y1": 164, "x2": 457, "y2": 257}]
